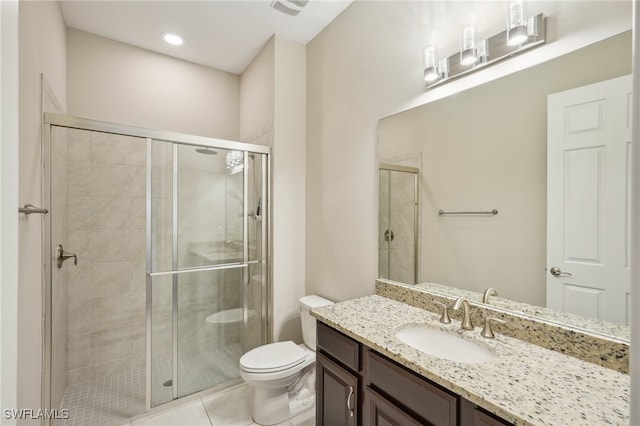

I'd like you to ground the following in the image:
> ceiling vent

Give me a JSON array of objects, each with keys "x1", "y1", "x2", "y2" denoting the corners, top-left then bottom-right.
[{"x1": 271, "y1": 0, "x2": 309, "y2": 16}]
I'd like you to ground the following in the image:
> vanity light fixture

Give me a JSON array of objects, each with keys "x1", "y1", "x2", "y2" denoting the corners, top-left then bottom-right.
[
  {"x1": 476, "y1": 39, "x2": 489, "y2": 64},
  {"x1": 437, "y1": 58, "x2": 450, "y2": 80},
  {"x1": 423, "y1": 46, "x2": 439, "y2": 83},
  {"x1": 460, "y1": 25, "x2": 477, "y2": 66},
  {"x1": 162, "y1": 32, "x2": 183, "y2": 46},
  {"x1": 422, "y1": 8, "x2": 545, "y2": 90},
  {"x1": 507, "y1": 0, "x2": 528, "y2": 46}
]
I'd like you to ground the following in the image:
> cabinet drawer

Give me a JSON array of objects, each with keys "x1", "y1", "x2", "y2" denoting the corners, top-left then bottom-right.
[
  {"x1": 363, "y1": 349, "x2": 457, "y2": 426},
  {"x1": 317, "y1": 322, "x2": 360, "y2": 372}
]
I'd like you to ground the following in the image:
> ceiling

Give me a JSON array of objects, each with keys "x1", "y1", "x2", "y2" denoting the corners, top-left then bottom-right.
[{"x1": 60, "y1": 0, "x2": 353, "y2": 75}]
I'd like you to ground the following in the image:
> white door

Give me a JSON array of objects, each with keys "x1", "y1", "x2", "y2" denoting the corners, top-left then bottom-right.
[{"x1": 547, "y1": 75, "x2": 632, "y2": 325}]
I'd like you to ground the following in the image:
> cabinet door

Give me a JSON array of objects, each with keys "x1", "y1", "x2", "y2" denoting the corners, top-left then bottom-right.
[
  {"x1": 364, "y1": 349, "x2": 457, "y2": 426},
  {"x1": 317, "y1": 351, "x2": 358, "y2": 426},
  {"x1": 364, "y1": 387, "x2": 423, "y2": 426}
]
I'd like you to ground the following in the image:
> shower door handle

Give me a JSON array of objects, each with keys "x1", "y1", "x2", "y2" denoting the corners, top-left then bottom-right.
[{"x1": 56, "y1": 244, "x2": 78, "y2": 268}]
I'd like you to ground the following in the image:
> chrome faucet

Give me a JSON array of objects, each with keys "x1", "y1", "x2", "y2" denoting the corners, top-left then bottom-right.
[
  {"x1": 452, "y1": 297, "x2": 474, "y2": 330},
  {"x1": 482, "y1": 287, "x2": 498, "y2": 304}
]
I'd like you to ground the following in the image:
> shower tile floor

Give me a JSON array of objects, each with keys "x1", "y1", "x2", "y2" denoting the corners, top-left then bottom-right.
[{"x1": 58, "y1": 344, "x2": 243, "y2": 426}]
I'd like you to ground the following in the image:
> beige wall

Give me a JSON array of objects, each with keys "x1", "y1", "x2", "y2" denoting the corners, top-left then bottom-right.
[
  {"x1": 67, "y1": 29, "x2": 240, "y2": 140},
  {"x1": 239, "y1": 35, "x2": 307, "y2": 342},
  {"x1": 1, "y1": 0, "x2": 19, "y2": 419},
  {"x1": 305, "y1": 0, "x2": 632, "y2": 303},
  {"x1": 272, "y1": 35, "x2": 307, "y2": 342},
  {"x1": 240, "y1": 38, "x2": 274, "y2": 143},
  {"x1": 378, "y1": 33, "x2": 631, "y2": 306},
  {"x1": 18, "y1": 0, "x2": 67, "y2": 418},
  {"x1": 306, "y1": 2, "x2": 434, "y2": 302}
]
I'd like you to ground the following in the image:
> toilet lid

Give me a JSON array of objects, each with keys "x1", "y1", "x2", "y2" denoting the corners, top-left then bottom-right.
[{"x1": 240, "y1": 341, "x2": 307, "y2": 373}]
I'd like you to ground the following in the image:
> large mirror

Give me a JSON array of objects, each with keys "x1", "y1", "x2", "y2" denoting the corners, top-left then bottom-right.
[{"x1": 378, "y1": 30, "x2": 632, "y2": 339}]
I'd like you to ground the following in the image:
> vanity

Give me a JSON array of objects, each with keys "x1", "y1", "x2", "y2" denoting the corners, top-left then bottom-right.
[
  {"x1": 312, "y1": 295, "x2": 630, "y2": 426},
  {"x1": 317, "y1": 321, "x2": 509, "y2": 426}
]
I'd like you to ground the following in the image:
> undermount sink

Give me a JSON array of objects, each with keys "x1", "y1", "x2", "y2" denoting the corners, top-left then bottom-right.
[{"x1": 395, "y1": 325, "x2": 494, "y2": 364}]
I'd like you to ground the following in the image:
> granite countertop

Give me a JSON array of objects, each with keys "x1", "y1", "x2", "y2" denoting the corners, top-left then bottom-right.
[
  {"x1": 312, "y1": 295, "x2": 629, "y2": 426},
  {"x1": 412, "y1": 281, "x2": 630, "y2": 341}
]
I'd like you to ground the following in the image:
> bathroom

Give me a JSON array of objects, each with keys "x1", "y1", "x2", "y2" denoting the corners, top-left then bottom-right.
[{"x1": 0, "y1": 0, "x2": 638, "y2": 425}]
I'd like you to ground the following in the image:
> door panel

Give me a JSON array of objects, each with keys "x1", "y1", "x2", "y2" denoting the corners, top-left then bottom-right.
[
  {"x1": 547, "y1": 74, "x2": 632, "y2": 325},
  {"x1": 364, "y1": 387, "x2": 423, "y2": 426},
  {"x1": 316, "y1": 352, "x2": 358, "y2": 426},
  {"x1": 563, "y1": 147, "x2": 603, "y2": 264}
]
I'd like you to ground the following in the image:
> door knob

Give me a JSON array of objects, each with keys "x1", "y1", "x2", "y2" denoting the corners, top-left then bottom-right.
[
  {"x1": 384, "y1": 229, "x2": 395, "y2": 242},
  {"x1": 550, "y1": 266, "x2": 572, "y2": 278}
]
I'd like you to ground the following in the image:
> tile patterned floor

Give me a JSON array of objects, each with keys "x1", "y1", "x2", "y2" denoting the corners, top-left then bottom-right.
[
  {"x1": 130, "y1": 385, "x2": 315, "y2": 426},
  {"x1": 57, "y1": 344, "x2": 244, "y2": 426}
]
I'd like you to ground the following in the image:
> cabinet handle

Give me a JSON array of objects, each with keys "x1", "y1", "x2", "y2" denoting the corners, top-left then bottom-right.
[{"x1": 347, "y1": 386, "x2": 354, "y2": 417}]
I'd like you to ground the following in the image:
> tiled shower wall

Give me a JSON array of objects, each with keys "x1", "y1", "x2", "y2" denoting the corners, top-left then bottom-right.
[
  {"x1": 378, "y1": 160, "x2": 419, "y2": 284},
  {"x1": 62, "y1": 130, "x2": 251, "y2": 392},
  {"x1": 65, "y1": 129, "x2": 147, "y2": 385},
  {"x1": 388, "y1": 170, "x2": 417, "y2": 284}
]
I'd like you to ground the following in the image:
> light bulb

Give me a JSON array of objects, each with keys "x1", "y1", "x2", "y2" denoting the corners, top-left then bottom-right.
[
  {"x1": 506, "y1": 1, "x2": 528, "y2": 46},
  {"x1": 423, "y1": 46, "x2": 439, "y2": 83},
  {"x1": 162, "y1": 32, "x2": 183, "y2": 46},
  {"x1": 460, "y1": 26, "x2": 477, "y2": 66}
]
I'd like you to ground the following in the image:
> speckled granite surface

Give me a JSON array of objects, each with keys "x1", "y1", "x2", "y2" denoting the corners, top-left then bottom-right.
[
  {"x1": 376, "y1": 280, "x2": 629, "y2": 373},
  {"x1": 412, "y1": 280, "x2": 630, "y2": 341},
  {"x1": 312, "y1": 295, "x2": 630, "y2": 426}
]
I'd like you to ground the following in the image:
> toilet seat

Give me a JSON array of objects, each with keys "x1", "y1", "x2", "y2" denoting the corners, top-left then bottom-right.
[{"x1": 240, "y1": 341, "x2": 307, "y2": 374}]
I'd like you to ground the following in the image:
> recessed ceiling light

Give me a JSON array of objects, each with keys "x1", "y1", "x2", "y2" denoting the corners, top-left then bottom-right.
[{"x1": 162, "y1": 32, "x2": 183, "y2": 46}]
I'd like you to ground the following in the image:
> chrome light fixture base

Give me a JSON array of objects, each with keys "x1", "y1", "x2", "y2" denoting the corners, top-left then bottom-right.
[{"x1": 426, "y1": 13, "x2": 546, "y2": 90}]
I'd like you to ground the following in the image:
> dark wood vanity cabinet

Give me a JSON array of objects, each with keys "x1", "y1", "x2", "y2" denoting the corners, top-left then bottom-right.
[
  {"x1": 317, "y1": 351, "x2": 358, "y2": 425},
  {"x1": 316, "y1": 321, "x2": 361, "y2": 425},
  {"x1": 316, "y1": 322, "x2": 512, "y2": 426}
]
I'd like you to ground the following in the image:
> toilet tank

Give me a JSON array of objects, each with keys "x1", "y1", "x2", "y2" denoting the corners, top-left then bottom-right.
[{"x1": 299, "y1": 295, "x2": 333, "y2": 350}]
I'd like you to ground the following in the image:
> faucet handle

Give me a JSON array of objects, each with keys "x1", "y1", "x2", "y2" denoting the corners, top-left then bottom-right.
[
  {"x1": 482, "y1": 287, "x2": 498, "y2": 304},
  {"x1": 433, "y1": 301, "x2": 451, "y2": 324},
  {"x1": 481, "y1": 317, "x2": 506, "y2": 339}
]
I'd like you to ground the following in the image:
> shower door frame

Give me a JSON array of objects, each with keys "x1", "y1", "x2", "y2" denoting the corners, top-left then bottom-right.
[
  {"x1": 42, "y1": 113, "x2": 271, "y2": 421},
  {"x1": 378, "y1": 163, "x2": 420, "y2": 284}
]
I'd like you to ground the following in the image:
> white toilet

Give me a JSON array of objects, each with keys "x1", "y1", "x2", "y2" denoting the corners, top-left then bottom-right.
[{"x1": 239, "y1": 295, "x2": 334, "y2": 425}]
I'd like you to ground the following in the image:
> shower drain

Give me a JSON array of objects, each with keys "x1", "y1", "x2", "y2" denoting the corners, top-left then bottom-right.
[{"x1": 163, "y1": 379, "x2": 173, "y2": 387}]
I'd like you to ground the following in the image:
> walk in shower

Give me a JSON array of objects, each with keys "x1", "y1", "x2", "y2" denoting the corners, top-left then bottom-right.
[
  {"x1": 43, "y1": 114, "x2": 270, "y2": 425},
  {"x1": 378, "y1": 163, "x2": 419, "y2": 284}
]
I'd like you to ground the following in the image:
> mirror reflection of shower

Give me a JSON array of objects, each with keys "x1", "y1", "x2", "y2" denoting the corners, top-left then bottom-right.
[
  {"x1": 194, "y1": 147, "x2": 218, "y2": 155},
  {"x1": 226, "y1": 150, "x2": 244, "y2": 175},
  {"x1": 229, "y1": 190, "x2": 243, "y2": 207}
]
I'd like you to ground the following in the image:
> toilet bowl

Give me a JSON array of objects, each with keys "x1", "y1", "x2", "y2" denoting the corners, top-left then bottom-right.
[{"x1": 239, "y1": 295, "x2": 333, "y2": 426}]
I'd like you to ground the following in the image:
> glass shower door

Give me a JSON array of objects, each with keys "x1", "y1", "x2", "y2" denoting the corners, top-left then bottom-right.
[{"x1": 148, "y1": 141, "x2": 267, "y2": 406}]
